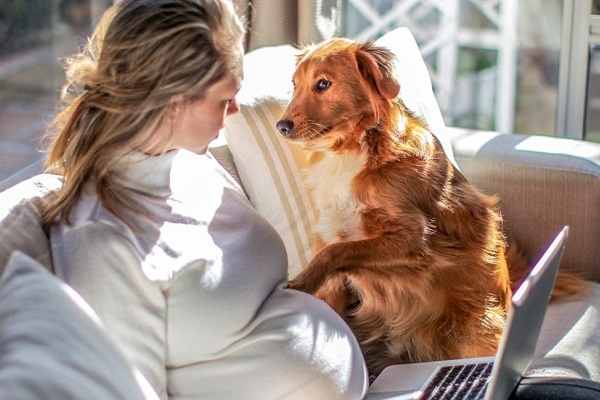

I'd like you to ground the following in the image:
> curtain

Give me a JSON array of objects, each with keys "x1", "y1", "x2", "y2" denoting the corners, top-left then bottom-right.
[{"x1": 234, "y1": 0, "x2": 343, "y2": 51}]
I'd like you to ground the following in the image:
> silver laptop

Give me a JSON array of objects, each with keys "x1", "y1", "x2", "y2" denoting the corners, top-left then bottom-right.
[{"x1": 365, "y1": 226, "x2": 569, "y2": 400}]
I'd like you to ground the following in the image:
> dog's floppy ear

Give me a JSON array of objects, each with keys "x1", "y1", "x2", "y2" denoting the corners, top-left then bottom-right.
[{"x1": 355, "y1": 43, "x2": 400, "y2": 100}]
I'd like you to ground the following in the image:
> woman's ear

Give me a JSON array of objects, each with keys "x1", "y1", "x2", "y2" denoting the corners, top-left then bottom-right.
[{"x1": 168, "y1": 94, "x2": 185, "y2": 122}]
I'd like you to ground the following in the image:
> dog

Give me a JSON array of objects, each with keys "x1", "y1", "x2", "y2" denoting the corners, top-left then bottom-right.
[{"x1": 275, "y1": 37, "x2": 584, "y2": 377}]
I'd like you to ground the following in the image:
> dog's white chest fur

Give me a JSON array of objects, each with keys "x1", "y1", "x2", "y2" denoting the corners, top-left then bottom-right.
[{"x1": 305, "y1": 151, "x2": 368, "y2": 244}]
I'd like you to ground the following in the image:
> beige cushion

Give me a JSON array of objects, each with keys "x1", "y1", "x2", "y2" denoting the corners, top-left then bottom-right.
[
  {"x1": 448, "y1": 127, "x2": 600, "y2": 281},
  {"x1": 224, "y1": 97, "x2": 315, "y2": 277},
  {"x1": 224, "y1": 27, "x2": 455, "y2": 276},
  {"x1": 529, "y1": 283, "x2": 600, "y2": 381}
]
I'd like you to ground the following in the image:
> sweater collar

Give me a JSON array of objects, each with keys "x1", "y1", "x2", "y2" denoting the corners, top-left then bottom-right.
[{"x1": 118, "y1": 149, "x2": 213, "y2": 197}]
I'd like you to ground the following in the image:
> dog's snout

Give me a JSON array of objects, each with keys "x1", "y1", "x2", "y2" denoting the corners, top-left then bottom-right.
[{"x1": 276, "y1": 119, "x2": 294, "y2": 137}]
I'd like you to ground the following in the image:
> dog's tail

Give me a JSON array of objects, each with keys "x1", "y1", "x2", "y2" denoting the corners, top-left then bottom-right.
[{"x1": 506, "y1": 239, "x2": 588, "y2": 300}]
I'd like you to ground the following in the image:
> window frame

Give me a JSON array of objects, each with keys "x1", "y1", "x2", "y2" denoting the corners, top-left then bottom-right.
[{"x1": 556, "y1": 0, "x2": 596, "y2": 139}]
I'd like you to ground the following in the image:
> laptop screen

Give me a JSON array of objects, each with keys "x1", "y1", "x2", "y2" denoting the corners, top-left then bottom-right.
[{"x1": 485, "y1": 226, "x2": 568, "y2": 400}]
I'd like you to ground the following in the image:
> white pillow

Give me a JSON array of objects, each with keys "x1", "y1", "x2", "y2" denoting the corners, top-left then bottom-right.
[
  {"x1": 0, "y1": 251, "x2": 158, "y2": 400},
  {"x1": 225, "y1": 27, "x2": 454, "y2": 277},
  {"x1": 375, "y1": 28, "x2": 454, "y2": 161},
  {"x1": 225, "y1": 97, "x2": 315, "y2": 277}
]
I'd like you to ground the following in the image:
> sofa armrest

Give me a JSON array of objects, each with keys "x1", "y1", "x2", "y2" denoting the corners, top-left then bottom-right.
[
  {"x1": 447, "y1": 126, "x2": 600, "y2": 283},
  {"x1": 0, "y1": 159, "x2": 45, "y2": 193}
]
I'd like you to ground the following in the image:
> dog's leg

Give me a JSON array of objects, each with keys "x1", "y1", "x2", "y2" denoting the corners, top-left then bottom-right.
[{"x1": 290, "y1": 233, "x2": 427, "y2": 295}]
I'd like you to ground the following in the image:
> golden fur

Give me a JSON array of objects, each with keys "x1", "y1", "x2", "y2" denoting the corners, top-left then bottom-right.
[{"x1": 276, "y1": 38, "x2": 584, "y2": 376}]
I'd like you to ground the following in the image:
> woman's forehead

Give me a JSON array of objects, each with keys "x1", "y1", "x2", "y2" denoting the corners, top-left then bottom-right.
[{"x1": 210, "y1": 72, "x2": 241, "y2": 94}]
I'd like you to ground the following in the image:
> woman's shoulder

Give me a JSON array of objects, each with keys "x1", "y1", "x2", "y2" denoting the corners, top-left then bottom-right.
[{"x1": 55, "y1": 183, "x2": 152, "y2": 255}]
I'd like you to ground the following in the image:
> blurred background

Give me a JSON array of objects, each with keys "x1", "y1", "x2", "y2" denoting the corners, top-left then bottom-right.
[{"x1": 0, "y1": 0, "x2": 598, "y2": 180}]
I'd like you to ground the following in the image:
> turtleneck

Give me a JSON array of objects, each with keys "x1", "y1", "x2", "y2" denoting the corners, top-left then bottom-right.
[{"x1": 117, "y1": 150, "x2": 179, "y2": 197}]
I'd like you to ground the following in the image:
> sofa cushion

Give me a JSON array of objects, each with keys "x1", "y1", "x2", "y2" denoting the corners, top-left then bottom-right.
[
  {"x1": 0, "y1": 173, "x2": 62, "y2": 275},
  {"x1": 449, "y1": 127, "x2": 600, "y2": 281},
  {"x1": 0, "y1": 251, "x2": 158, "y2": 399},
  {"x1": 528, "y1": 283, "x2": 600, "y2": 382},
  {"x1": 513, "y1": 377, "x2": 600, "y2": 399},
  {"x1": 224, "y1": 27, "x2": 456, "y2": 276},
  {"x1": 224, "y1": 42, "x2": 317, "y2": 277},
  {"x1": 224, "y1": 96, "x2": 314, "y2": 277}
]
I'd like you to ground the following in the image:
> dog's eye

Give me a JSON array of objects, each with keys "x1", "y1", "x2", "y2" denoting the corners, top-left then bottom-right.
[{"x1": 316, "y1": 79, "x2": 331, "y2": 92}]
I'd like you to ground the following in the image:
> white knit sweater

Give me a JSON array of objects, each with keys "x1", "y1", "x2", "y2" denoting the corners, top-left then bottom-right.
[{"x1": 50, "y1": 149, "x2": 368, "y2": 400}]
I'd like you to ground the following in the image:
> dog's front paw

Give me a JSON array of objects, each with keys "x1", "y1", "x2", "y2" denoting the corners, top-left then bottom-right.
[
  {"x1": 287, "y1": 277, "x2": 299, "y2": 289},
  {"x1": 287, "y1": 274, "x2": 313, "y2": 293},
  {"x1": 288, "y1": 267, "x2": 329, "y2": 294},
  {"x1": 288, "y1": 250, "x2": 336, "y2": 293}
]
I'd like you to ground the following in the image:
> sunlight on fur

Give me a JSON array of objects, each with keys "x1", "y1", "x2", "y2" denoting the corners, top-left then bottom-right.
[{"x1": 276, "y1": 37, "x2": 587, "y2": 377}]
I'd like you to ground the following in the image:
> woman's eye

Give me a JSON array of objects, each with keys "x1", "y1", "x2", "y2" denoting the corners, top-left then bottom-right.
[{"x1": 316, "y1": 79, "x2": 331, "y2": 91}]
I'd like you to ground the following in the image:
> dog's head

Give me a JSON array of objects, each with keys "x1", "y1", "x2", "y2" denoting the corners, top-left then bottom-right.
[{"x1": 276, "y1": 38, "x2": 400, "y2": 151}]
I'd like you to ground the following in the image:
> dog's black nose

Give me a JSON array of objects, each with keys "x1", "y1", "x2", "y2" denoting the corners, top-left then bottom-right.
[{"x1": 276, "y1": 119, "x2": 294, "y2": 137}]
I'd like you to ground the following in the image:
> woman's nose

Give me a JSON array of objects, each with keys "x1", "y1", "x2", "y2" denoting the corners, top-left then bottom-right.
[{"x1": 227, "y1": 98, "x2": 240, "y2": 116}]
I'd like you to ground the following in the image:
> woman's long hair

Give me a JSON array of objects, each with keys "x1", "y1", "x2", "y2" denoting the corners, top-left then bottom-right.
[{"x1": 42, "y1": 0, "x2": 245, "y2": 229}]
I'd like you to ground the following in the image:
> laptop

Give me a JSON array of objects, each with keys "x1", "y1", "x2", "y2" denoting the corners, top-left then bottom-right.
[{"x1": 365, "y1": 226, "x2": 569, "y2": 400}]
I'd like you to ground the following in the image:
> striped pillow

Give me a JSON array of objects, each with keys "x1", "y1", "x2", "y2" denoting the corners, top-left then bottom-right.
[
  {"x1": 223, "y1": 28, "x2": 455, "y2": 277},
  {"x1": 224, "y1": 97, "x2": 315, "y2": 277}
]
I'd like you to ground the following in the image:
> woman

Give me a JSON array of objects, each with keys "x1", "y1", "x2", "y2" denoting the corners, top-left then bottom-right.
[{"x1": 42, "y1": 0, "x2": 368, "y2": 399}]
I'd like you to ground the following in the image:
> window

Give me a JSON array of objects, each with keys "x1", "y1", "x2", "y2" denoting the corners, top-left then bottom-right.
[
  {"x1": 341, "y1": 0, "x2": 599, "y2": 141},
  {"x1": 584, "y1": 1, "x2": 600, "y2": 141},
  {"x1": 556, "y1": 0, "x2": 599, "y2": 141},
  {"x1": 0, "y1": 0, "x2": 112, "y2": 181},
  {"x1": 586, "y1": 43, "x2": 600, "y2": 141}
]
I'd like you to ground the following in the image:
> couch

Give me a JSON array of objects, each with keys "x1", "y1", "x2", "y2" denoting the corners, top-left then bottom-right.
[{"x1": 1, "y1": 27, "x2": 600, "y2": 399}]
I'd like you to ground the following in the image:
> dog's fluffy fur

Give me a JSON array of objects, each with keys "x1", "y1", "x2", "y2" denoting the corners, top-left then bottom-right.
[{"x1": 276, "y1": 38, "x2": 583, "y2": 376}]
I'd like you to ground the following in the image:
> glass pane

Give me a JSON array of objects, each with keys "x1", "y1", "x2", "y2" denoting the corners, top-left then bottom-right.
[
  {"x1": 453, "y1": 48, "x2": 497, "y2": 129},
  {"x1": 585, "y1": 44, "x2": 600, "y2": 142},
  {"x1": 340, "y1": 0, "x2": 565, "y2": 135},
  {"x1": 513, "y1": 0, "x2": 563, "y2": 136},
  {"x1": 0, "y1": 0, "x2": 111, "y2": 181}
]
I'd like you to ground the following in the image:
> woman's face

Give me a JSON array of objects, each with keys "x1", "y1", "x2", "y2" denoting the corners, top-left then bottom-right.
[
  {"x1": 171, "y1": 72, "x2": 242, "y2": 154},
  {"x1": 145, "y1": 71, "x2": 242, "y2": 155}
]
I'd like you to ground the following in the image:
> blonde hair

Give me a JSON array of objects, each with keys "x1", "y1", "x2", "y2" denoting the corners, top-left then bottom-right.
[{"x1": 43, "y1": 0, "x2": 245, "y2": 229}]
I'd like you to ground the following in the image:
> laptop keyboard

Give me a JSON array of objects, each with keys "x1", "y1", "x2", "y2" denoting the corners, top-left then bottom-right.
[{"x1": 419, "y1": 362, "x2": 494, "y2": 400}]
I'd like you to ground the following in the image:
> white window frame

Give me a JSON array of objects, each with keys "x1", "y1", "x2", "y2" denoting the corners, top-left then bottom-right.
[{"x1": 556, "y1": 0, "x2": 596, "y2": 139}]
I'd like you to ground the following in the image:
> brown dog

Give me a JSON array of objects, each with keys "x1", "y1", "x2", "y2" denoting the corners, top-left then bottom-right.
[{"x1": 275, "y1": 37, "x2": 547, "y2": 376}]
